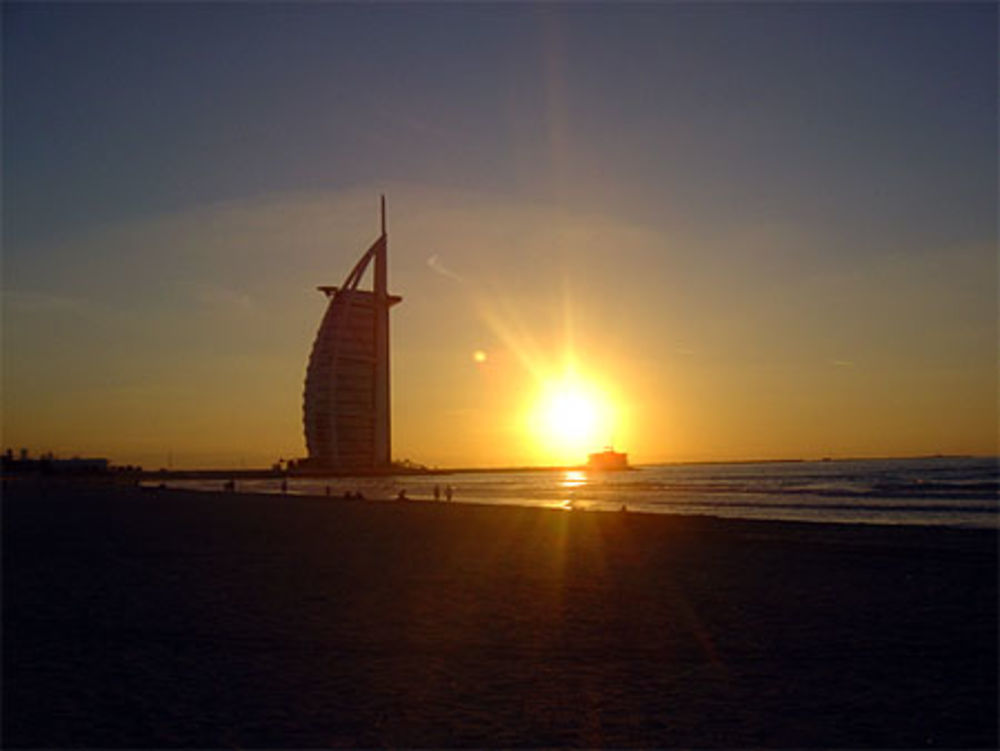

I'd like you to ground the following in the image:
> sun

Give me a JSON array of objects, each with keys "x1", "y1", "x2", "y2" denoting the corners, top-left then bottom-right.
[
  {"x1": 527, "y1": 378, "x2": 612, "y2": 465},
  {"x1": 543, "y1": 390, "x2": 597, "y2": 444}
]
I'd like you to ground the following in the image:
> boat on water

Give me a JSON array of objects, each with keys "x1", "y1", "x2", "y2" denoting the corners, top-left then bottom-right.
[{"x1": 587, "y1": 447, "x2": 630, "y2": 471}]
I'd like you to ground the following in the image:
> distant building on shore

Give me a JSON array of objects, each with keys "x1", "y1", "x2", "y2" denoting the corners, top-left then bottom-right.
[
  {"x1": 587, "y1": 447, "x2": 630, "y2": 471},
  {"x1": 300, "y1": 196, "x2": 401, "y2": 471},
  {"x1": 1, "y1": 449, "x2": 121, "y2": 475}
]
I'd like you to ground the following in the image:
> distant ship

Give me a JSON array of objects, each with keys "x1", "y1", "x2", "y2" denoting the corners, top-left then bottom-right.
[{"x1": 587, "y1": 447, "x2": 630, "y2": 471}]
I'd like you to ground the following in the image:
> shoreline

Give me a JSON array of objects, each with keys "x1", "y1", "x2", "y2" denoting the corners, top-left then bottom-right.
[
  {"x1": 135, "y1": 471, "x2": 1000, "y2": 531},
  {"x1": 149, "y1": 482, "x2": 1000, "y2": 552},
  {"x1": 5, "y1": 478, "x2": 997, "y2": 747}
]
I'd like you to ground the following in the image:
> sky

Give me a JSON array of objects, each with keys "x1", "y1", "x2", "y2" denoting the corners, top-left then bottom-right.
[{"x1": 3, "y1": 2, "x2": 997, "y2": 469}]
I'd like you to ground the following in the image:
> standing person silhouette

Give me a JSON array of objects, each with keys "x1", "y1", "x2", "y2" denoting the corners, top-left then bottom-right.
[
  {"x1": 445, "y1": 484, "x2": 453, "y2": 502},
  {"x1": 433, "y1": 484, "x2": 441, "y2": 501}
]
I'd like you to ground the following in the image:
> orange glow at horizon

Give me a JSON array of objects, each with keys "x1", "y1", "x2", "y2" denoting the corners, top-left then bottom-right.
[{"x1": 5, "y1": 190, "x2": 995, "y2": 471}]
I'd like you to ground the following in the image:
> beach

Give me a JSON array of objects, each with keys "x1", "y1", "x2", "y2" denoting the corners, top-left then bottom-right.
[{"x1": 4, "y1": 478, "x2": 997, "y2": 748}]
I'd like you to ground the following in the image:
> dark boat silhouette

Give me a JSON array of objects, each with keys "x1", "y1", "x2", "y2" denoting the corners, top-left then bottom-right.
[{"x1": 587, "y1": 447, "x2": 630, "y2": 471}]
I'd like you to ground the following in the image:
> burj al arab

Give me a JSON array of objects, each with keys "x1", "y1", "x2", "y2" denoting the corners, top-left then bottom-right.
[{"x1": 302, "y1": 196, "x2": 401, "y2": 471}]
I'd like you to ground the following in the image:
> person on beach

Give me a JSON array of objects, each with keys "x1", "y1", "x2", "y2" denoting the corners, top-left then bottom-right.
[
  {"x1": 445, "y1": 485, "x2": 453, "y2": 502},
  {"x1": 280, "y1": 478, "x2": 288, "y2": 494},
  {"x1": 433, "y1": 484, "x2": 441, "y2": 501},
  {"x1": 397, "y1": 489, "x2": 408, "y2": 501}
]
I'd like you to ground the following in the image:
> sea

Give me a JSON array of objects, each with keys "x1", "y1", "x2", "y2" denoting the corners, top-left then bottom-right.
[{"x1": 162, "y1": 455, "x2": 998, "y2": 529}]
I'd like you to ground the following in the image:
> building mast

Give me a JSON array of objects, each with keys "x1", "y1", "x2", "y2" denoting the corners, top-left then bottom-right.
[{"x1": 373, "y1": 195, "x2": 391, "y2": 467}]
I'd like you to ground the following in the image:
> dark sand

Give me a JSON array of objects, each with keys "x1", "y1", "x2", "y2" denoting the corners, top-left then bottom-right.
[{"x1": 3, "y1": 479, "x2": 997, "y2": 748}]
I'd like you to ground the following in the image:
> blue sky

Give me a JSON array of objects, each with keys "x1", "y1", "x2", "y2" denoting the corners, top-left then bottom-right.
[{"x1": 3, "y1": 3, "x2": 997, "y2": 467}]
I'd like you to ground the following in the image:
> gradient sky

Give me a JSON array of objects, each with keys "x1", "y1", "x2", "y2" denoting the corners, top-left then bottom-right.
[{"x1": 3, "y1": 2, "x2": 997, "y2": 468}]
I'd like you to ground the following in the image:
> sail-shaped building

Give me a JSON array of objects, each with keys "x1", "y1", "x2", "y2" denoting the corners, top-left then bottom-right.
[{"x1": 302, "y1": 197, "x2": 401, "y2": 470}]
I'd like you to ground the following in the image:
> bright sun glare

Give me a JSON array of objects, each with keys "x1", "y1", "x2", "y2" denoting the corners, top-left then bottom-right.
[
  {"x1": 528, "y1": 378, "x2": 613, "y2": 465},
  {"x1": 544, "y1": 390, "x2": 597, "y2": 443}
]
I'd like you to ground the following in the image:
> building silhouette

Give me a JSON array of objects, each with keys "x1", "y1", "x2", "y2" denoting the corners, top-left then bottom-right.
[{"x1": 302, "y1": 197, "x2": 401, "y2": 470}]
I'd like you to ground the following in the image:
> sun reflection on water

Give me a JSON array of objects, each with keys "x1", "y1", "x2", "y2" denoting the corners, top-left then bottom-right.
[{"x1": 561, "y1": 470, "x2": 587, "y2": 489}]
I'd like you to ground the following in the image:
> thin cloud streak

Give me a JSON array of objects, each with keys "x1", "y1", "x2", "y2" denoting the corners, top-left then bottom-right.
[{"x1": 426, "y1": 254, "x2": 465, "y2": 283}]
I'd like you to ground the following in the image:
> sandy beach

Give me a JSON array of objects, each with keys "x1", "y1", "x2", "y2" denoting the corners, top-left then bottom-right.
[{"x1": 3, "y1": 478, "x2": 997, "y2": 748}]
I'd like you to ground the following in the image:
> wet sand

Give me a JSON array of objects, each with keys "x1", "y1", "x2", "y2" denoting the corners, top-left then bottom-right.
[{"x1": 4, "y1": 478, "x2": 997, "y2": 748}]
